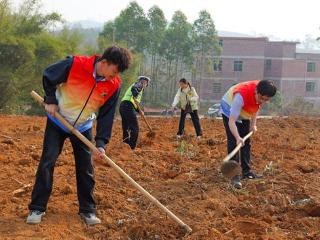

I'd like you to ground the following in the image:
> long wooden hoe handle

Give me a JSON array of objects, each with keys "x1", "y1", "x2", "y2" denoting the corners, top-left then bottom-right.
[
  {"x1": 31, "y1": 91, "x2": 192, "y2": 233},
  {"x1": 222, "y1": 131, "x2": 253, "y2": 163},
  {"x1": 133, "y1": 99, "x2": 153, "y2": 132}
]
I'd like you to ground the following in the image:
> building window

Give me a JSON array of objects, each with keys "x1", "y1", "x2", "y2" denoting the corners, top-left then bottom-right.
[
  {"x1": 265, "y1": 59, "x2": 272, "y2": 70},
  {"x1": 234, "y1": 60, "x2": 243, "y2": 72},
  {"x1": 306, "y1": 82, "x2": 315, "y2": 92},
  {"x1": 219, "y1": 39, "x2": 223, "y2": 47},
  {"x1": 307, "y1": 62, "x2": 316, "y2": 72},
  {"x1": 213, "y1": 59, "x2": 222, "y2": 71},
  {"x1": 213, "y1": 82, "x2": 221, "y2": 93}
]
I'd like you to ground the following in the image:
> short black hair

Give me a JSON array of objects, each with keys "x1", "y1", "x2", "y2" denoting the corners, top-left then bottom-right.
[
  {"x1": 257, "y1": 80, "x2": 277, "y2": 97},
  {"x1": 101, "y1": 46, "x2": 132, "y2": 72}
]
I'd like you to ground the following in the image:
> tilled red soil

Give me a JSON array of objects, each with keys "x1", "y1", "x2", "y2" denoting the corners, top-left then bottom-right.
[{"x1": 0, "y1": 115, "x2": 319, "y2": 239}]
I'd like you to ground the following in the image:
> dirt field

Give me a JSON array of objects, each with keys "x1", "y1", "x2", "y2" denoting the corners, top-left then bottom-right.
[{"x1": 0, "y1": 115, "x2": 319, "y2": 240}]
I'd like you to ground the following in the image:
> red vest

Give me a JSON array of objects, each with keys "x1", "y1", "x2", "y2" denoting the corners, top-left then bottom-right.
[
  {"x1": 233, "y1": 80, "x2": 260, "y2": 115},
  {"x1": 56, "y1": 55, "x2": 121, "y2": 125}
]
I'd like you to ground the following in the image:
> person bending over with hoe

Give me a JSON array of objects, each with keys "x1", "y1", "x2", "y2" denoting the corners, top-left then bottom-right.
[
  {"x1": 27, "y1": 46, "x2": 132, "y2": 225},
  {"x1": 220, "y1": 80, "x2": 277, "y2": 189},
  {"x1": 119, "y1": 76, "x2": 151, "y2": 150},
  {"x1": 172, "y1": 78, "x2": 203, "y2": 140}
]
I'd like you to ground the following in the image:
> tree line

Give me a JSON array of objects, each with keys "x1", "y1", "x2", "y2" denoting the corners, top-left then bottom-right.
[
  {"x1": 0, "y1": 0, "x2": 221, "y2": 113},
  {"x1": 99, "y1": 2, "x2": 221, "y2": 106}
]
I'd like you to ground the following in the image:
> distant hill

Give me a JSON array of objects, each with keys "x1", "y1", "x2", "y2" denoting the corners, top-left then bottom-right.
[
  {"x1": 67, "y1": 20, "x2": 256, "y2": 38},
  {"x1": 67, "y1": 20, "x2": 104, "y2": 30},
  {"x1": 63, "y1": 21, "x2": 275, "y2": 49},
  {"x1": 55, "y1": 21, "x2": 104, "y2": 49},
  {"x1": 218, "y1": 31, "x2": 253, "y2": 38},
  {"x1": 78, "y1": 28, "x2": 100, "y2": 47}
]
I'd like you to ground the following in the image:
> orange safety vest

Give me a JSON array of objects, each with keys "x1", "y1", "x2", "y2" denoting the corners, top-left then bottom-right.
[
  {"x1": 233, "y1": 80, "x2": 260, "y2": 115},
  {"x1": 56, "y1": 55, "x2": 121, "y2": 125}
]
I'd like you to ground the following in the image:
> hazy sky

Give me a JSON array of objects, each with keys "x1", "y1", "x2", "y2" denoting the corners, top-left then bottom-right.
[{"x1": 12, "y1": 0, "x2": 320, "y2": 41}]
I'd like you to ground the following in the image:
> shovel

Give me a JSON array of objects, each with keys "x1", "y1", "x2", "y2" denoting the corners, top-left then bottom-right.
[
  {"x1": 220, "y1": 131, "x2": 253, "y2": 178},
  {"x1": 31, "y1": 91, "x2": 191, "y2": 233},
  {"x1": 133, "y1": 99, "x2": 156, "y2": 138}
]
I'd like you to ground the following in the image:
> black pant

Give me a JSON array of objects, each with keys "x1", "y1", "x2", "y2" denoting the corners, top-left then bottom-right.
[
  {"x1": 177, "y1": 109, "x2": 202, "y2": 137},
  {"x1": 222, "y1": 114, "x2": 251, "y2": 175},
  {"x1": 29, "y1": 118, "x2": 96, "y2": 213},
  {"x1": 119, "y1": 101, "x2": 139, "y2": 149}
]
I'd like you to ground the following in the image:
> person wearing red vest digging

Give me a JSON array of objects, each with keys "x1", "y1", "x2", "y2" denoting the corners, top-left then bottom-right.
[
  {"x1": 220, "y1": 80, "x2": 277, "y2": 189},
  {"x1": 27, "y1": 46, "x2": 132, "y2": 225}
]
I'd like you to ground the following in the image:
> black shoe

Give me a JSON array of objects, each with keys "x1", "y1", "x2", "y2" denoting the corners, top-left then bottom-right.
[
  {"x1": 231, "y1": 175, "x2": 242, "y2": 189},
  {"x1": 242, "y1": 172, "x2": 262, "y2": 180}
]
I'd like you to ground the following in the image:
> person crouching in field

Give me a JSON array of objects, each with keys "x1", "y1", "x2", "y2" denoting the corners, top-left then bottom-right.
[
  {"x1": 119, "y1": 76, "x2": 151, "y2": 150},
  {"x1": 172, "y1": 78, "x2": 203, "y2": 140},
  {"x1": 220, "y1": 80, "x2": 277, "y2": 189},
  {"x1": 27, "y1": 46, "x2": 132, "y2": 225}
]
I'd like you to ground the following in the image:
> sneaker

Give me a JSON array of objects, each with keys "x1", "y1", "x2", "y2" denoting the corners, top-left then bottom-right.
[
  {"x1": 231, "y1": 175, "x2": 242, "y2": 189},
  {"x1": 176, "y1": 135, "x2": 182, "y2": 140},
  {"x1": 196, "y1": 136, "x2": 202, "y2": 140},
  {"x1": 242, "y1": 172, "x2": 262, "y2": 180},
  {"x1": 26, "y1": 210, "x2": 45, "y2": 224},
  {"x1": 79, "y1": 212, "x2": 101, "y2": 225}
]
